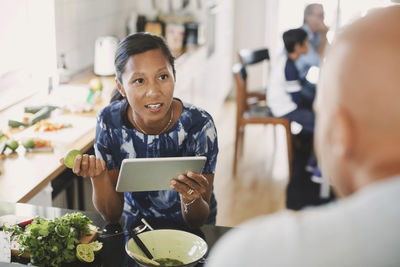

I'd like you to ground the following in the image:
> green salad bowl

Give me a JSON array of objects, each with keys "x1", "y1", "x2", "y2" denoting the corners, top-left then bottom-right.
[{"x1": 125, "y1": 229, "x2": 208, "y2": 267}]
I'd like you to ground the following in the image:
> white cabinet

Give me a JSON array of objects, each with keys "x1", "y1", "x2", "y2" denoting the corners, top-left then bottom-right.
[{"x1": 173, "y1": 0, "x2": 234, "y2": 119}]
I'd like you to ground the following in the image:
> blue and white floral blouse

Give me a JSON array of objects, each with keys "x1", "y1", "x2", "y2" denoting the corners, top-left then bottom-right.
[{"x1": 94, "y1": 98, "x2": 218, "y2": 229}]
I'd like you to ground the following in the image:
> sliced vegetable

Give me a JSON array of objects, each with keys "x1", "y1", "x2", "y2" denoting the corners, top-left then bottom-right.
[
  {"x1": 6, "y1": 140, "x2": 19, "y2": 152},
  {"x1": 0, "y1": 135, "x2": 7, "y2": 154},
  {"x1": 18, "y1": 218, "x2": 34, "y2": 228},
  {"x1": 76, "y1": 244, "x2": 95, "y2": 263},
  {"x1": 88, "y1": 241, "x2": 103, "y2": 253},
  {"x1": 24, "y1": 105, "x2": 57, "y2": 114},
  {"x1": 8, "y1": 120, "x2": 29, "y2": 128},
  {"x1": 29, "y1": 106, "x2": 52, "y2": 125}
]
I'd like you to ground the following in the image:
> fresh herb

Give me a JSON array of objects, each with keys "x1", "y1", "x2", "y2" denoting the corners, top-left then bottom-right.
[
  {"x1": 5, "y1": 212, "x2": 92, "y2": 267},
  {"x1": 155, "y1": 258, "x2": 184, "y2": 266}
]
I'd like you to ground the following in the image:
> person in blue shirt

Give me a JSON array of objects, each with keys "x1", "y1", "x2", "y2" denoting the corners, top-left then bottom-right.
[
  {"x1": 296, "y1": 3, "x2": 329, "y2": 79},
  {"x1": 269, "y1": 28, "x2": 333, "y2": 210},
  {"x1": 268, "y1": 28, "x2": 315, "y2": 134},
  {"x1": 61, "y1": 33, "x2": 219, "y2": 231}
]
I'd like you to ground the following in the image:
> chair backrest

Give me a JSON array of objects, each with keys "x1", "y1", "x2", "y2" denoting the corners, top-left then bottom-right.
[
  {"x1": 237, "y1": 48, "x2": 270, "y2": 93},
  {"x1": 239, "y1": 48, "x2": 270, "y2": 65},
  {"x1": 232, "y1": 63, "x2": 249, "y2": 120}
]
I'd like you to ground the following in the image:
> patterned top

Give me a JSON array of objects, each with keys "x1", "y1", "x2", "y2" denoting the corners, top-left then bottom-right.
[{"x1": 94, "y1": 98, "x2": 218, "y2": 229}]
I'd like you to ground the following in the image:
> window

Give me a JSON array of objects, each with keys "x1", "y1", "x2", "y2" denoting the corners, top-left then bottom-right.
[{"x1": 0, "y1": 0, "x2": 56, "y2": 111}]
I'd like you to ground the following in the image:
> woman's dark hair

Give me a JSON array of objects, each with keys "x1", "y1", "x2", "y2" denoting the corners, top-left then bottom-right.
[
  {"x1": 283, "y1": 28, "x2": 308, "y2": 53},
  {"x1": 111, "y1": 33, "x2": 176, "y2": 103}
]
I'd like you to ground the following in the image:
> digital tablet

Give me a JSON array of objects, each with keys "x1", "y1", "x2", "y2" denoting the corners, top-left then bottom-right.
[{"x1": 115, "y1": 156, "x2": 207, "y2": 192}]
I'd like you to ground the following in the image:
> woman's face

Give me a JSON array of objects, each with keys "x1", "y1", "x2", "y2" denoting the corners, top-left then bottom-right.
[{"x1": 118, "y1": 48, "x2": 175, "y2": 125}]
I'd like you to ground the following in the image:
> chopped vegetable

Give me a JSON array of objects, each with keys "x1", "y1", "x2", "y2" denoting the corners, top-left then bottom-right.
[
  {"x1": 24, "y1": 105, "x2": 57, "y2": 114},
  {"x1": 29, "y1": 106, "x2": 52, "y2": 125},
  {"x1": 6, "y1": 140, "x2": 19, "y2": 152},
  {"x1": 5, "y1": 212, "x2": 92, "y2": 267},
  {"x1": 88, "y1": 240, "x2": 103, "y2": 253},
  {"x1": 22, "y1": 139, "x2": 35, "y2": 149},
  {"x1": 8, "y1": 120, "x2": 29, "y2": 128},
  {"x1": 76, "y1": 244, "x2": 94, "y2": 263},
  {"x1": 34, "y1": 120, "x2": 71, "y2": 132}
]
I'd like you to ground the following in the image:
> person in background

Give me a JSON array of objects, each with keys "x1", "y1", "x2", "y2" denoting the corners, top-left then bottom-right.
[
  {"x1": 269, "y1": 28, "x2": 329, "y2": 210},
  {"x1": 268, "y1": 28, "x2": 315, "y2": 134},
  {"x1": 61, "y1": 33, "x2": 218, "y2": 231},
  {"x1": 207, "y1": 6, "x2": 400, "y2": 266},
  {"x1": 296, "y1": 3, "x2": 329, "y2": 79}
]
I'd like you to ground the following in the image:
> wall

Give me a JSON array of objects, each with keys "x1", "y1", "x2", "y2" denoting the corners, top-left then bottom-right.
[
  {"x1": 132, "y1": 0, "x2": 234, "y2": 119},
  {"x1": 54, "y1": 0, "x2": 136, "y2": 75},
  {"x1": 0, "y1": 0, "x2": 56, "y2": 110},
  {"x1": 201, "y1": 0, "x2": 234, "y2": 117},
  {"x1": 232, "y1": 0, "x2": 269, "y2": 92}
]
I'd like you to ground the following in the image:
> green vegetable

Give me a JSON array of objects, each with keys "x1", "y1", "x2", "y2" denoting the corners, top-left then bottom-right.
[
  {"x1": 29, "y1": 106, "x2": 52, "y2": 125},
  {"x1": 22, "y1": 138, "x2": 35, "y2": 149},
  {"x1": 6, "y1": 212, "x2": 92, "y2": 267},
  {"x1": 0, "y1": 135, "x2": 7, "y2": 154},
  {"x1": 88, "y1": 240, "x2": 103, "y2": 253},
  {"x1": 8, "y1": 120, "x2": 29, "y2": 128},
  {"x1": 6, "y1": 140, "x2": 19, "y2": 152},
  {"x1": 155, "y1": 258, "x2": 185, "y2": 266},
  {"x1": 24, "y1": 105, "x2": 57, "y2": 114},
  {"x1": 76, "y1": 244, "x2": 94, "y2": 263}
]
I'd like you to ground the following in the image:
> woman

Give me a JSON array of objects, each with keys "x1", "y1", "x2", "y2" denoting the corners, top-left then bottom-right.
[{"x1": 62, "y1": 33, "x2": 218, "y2": 230}]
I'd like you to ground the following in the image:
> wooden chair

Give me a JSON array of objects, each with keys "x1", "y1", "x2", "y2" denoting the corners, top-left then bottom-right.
[
  {"x1": 232, "y1": 61, "x2": 292, "y2": 177},
  {"x1": 237, "y1": 48, "x2": 269, "y2": 106}
]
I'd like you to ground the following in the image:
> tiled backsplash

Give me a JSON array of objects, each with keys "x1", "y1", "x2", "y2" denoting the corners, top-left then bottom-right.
[{"x1": 55, "y1": 0, "x2": 136, "y2": 75}]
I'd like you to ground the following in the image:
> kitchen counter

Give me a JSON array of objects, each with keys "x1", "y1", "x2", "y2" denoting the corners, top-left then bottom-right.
[{"x1": 0, "y1": 68, "x2": 113, "y2": 203}]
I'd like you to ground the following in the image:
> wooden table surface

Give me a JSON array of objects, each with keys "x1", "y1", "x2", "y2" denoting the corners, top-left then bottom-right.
[{"x1": 0, "y1": 68, "x2": 115, "y2": 203}]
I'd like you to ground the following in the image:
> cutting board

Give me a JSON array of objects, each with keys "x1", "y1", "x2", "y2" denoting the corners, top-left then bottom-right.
[{"x1": 13, "y1": 115, "x2": 96, "y2": 144}]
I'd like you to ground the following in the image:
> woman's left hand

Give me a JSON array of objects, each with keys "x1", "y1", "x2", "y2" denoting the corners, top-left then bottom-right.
[{"x1": 170, "y1": 171, "x2": 209, "y2": 201}]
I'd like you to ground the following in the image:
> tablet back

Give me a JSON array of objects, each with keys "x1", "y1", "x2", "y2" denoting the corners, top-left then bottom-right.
[{"x1": 115, "y1": 156, "x2": 207, "y2": 192}]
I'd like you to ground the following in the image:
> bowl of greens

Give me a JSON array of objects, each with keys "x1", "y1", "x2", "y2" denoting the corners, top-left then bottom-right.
[{"x1": 125, "y1": 229, "x2": 208, "y2": 267}]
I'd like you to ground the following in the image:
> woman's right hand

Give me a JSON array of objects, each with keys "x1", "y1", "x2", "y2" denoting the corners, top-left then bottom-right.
[{"x1": 60, "y1": 154, "x2": 106, "y2": 178}]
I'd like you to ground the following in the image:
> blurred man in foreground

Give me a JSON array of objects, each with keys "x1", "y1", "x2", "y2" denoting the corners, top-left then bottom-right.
[{"x1": 207, "y1": 6, "x2": 400, "y2": 267}]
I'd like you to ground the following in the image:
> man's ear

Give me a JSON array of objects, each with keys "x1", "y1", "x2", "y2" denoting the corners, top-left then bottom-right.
[
  {"x1": 293, "y1": 43, "x2": 300, "y2": 53},
  {"x1": 333, "y1": 107, "x2": 355, "y2": 159},
  {"x1": 116, "y1": 79, "x2": 126, "y2": 97}
]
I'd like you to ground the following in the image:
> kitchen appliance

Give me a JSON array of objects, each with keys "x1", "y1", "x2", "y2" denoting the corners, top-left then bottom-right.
[
  {"x1": 94, "y1": 36, "x2": 119, "y2": 76},
  {"x1": 184, "y1": 22, "x2": 199, "y2": 46}
]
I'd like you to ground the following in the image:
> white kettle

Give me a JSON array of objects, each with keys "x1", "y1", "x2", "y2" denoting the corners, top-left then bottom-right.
[{"x1": 94, "y1": 36, "x2": 119, "y2": 76}]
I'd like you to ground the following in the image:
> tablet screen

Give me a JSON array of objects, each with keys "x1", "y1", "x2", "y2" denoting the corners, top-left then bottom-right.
[{"x1": 115, "y1": 156, "x2": 207, "y2": 192}]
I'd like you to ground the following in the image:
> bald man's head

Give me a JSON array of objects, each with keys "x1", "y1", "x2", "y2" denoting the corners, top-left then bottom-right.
[{"x1": 315, "y1": 6, "x2": 400, "y2": 197}]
